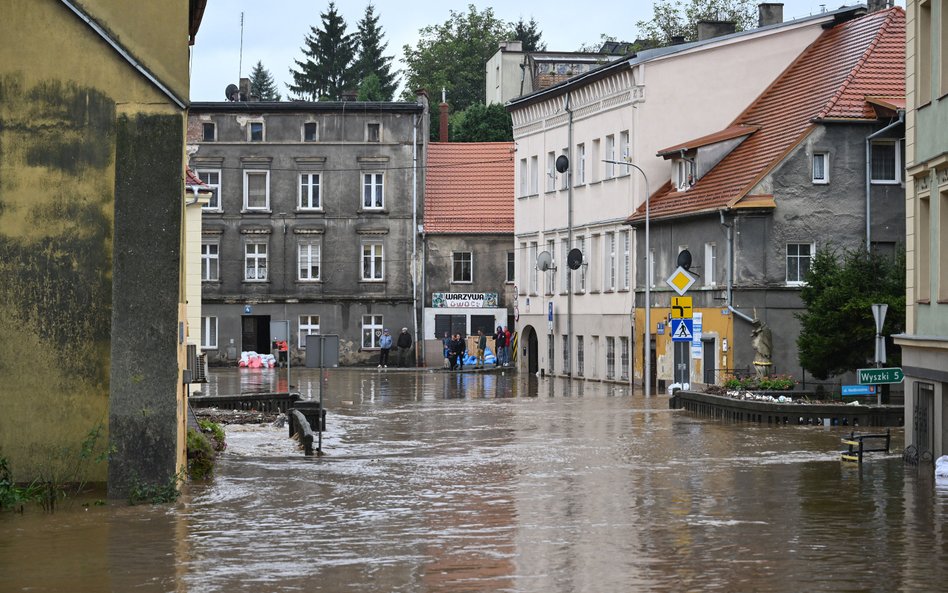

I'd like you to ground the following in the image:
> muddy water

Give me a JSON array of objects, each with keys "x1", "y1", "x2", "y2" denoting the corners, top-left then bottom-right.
[{"x1": 3, "y1": 368, "x2": 948, "y2": 593}]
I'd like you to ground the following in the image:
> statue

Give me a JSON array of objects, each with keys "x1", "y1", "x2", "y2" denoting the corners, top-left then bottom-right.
[{"x1": 751, "y1": 316, "x2": 773, "y2": 378}]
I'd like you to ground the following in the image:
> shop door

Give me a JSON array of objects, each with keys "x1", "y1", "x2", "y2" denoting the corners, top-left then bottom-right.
[{"x1": 241, "y1": 315, "x2": 271, "y2": 354}]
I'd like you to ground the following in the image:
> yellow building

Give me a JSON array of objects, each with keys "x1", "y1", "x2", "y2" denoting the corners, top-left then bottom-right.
[{"x1": 0, "y1": 0, "x2": 205, "y2": 495}]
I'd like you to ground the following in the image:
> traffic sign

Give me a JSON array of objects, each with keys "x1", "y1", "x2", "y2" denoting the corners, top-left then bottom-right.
[
  {"x1": 670, "y1": 318, "x2": 693, "y2": 342},
  {"x1": 671, "y1": 296, "x2": 692, "y2": 319},
  {"x1": 857, "y1": 367, "x2": 904, "y2": 385},
  {"x1": 842, "y1": 385, "x2": 877, "y2": 396},
  {"x1": 666, "y1": 266, "x2": 696, "y2": 296}
]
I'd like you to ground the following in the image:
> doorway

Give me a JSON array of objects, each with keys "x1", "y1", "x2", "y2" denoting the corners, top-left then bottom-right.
[
  {"x1": 914, "y1": 382, "x2": 934, "y2": 461},
  {"x1": 522, "y1": 325, "x2": 539, "y2": 375},
  {"x1": 703, "y1": 338, "x2": 716, "y2": 384},
  {"x1": 242, "y1": 315, "x2": 271, "y2": 354}
]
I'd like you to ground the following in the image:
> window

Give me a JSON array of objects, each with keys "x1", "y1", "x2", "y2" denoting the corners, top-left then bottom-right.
[
  {"x1": 303, "y1": 122, "x2": 318, "y2": 142},
  {"x1": 530, "y1": 155, "x2": 539, "y2": 194},
  {"x1": 547, "y1": 239, "x2": 555, "y2": 295},
  {"x1": 197, "y1": 170, "x2": 221, "y2": 210},
  {"x1": 202, "y1": 122, "x2": 216, "y2": 141},
  {"x1": 704, "y1": 242, "x2": 717, "y2": 287},
  {"x1": 506, "y1": 251, "x2": 515, "y2": 283},
  {"x1": 563, "y1": 334, "x2": 570, "y2": 371},
  {"x1": 519, "y1": 158, "x2": 528, "y2": 197},
  {"x1": 606, "y1": 337, "x2": 615, "y2": 379},
  {"x1": 201, "y1": 316, "x2": 217, "y2": 349},
  {"x1": 529, "y1": 242, "x2": 538, "y2": 294},
  {"x1": 605, "y1": 135, "x2": 615, "y2": 178},
  {"x1": 546, "y1": 151, "x2": 556, "y2": 192},
  {"x1": 622, "y1": 230, "x2": 630, "y2": 290},
  {"x1": 619, "y1": 130, "x2": 630, "y2": 172},
  {"x1": 786, "y1": 243, "x2": 814, "y2": 285},
  {"x1": 919, "y1": 0, "x2": 932, "y2": 105},
  {"x1": 299, "y1": 173, "x2": 321, "y2": 209},
  {"x1": 620, "y1": 337, "x2": 629, "y2": 380},
  {"x1": 243, "y1": 170, "x2": 269, "y2": 210},
  {"x1": 362, "y1": 242, "x2": 383, "y2": 281},
  {"x1": 367, "y1": 122, "x2": 380, "y2": 142},
  {"x1": 940, "y1": 190, "x2": 948, "y2": 302},
  {"x1": 577, "y1": 236, "x2": 587, "y2": 293},
  {"x1": 201, "y1": 241, "x2": 219, "y2": 281},
  {"x1": 363, "y1": 173, "x2": 384, "y2": 209},
  {"x1": 605, "y1": 232, "x2": 616, "y2": 291},
  {"x1": 561, "y1": 239, "x2": 570, "y2": 293},
  {"x1": 249, "y1": 121, "x2": 264, "y2": 142},
  {"x1": 870, "y1": 141, "x2": 900, "y2": 184},
  {"x1": 576, "y1": 336, "x2": 584, "y2": 376},
  {"x1": 576, "y1": 143, "x2": 586, "y2": 185},
  {"x1": 675, "y1": 159, "x2": 692, "y2": 191},
  {"x1": 548, "y1": 335, "x2": 555, "y2": 374},
  {"x1": 560, "y1": 149, "x2": 569, "y2": 190},
  {"x1": 299, "y1": 315, "x2": 320, "y2": 349},
  {"x1": 918, "y1": 194, "x2": 931, "y2": 301},
  {"x1": 812, "y1": 152, "x2": 829, "y2": 184},
  {"x1": 591, "y1": 138, "x2": 601, "y2": 183},
  {"x1": 453, "y1": 251, "x2": 472, "y2": 283},
  {"x1": 362, "y1": 315, "x2": 383, "y2": 349},
  {"x1": 298, "y1": 241, "x2": 320, "y2": 281},
  {"x1": 245, "y1": 241, "x2": 268, "y2": 281}
]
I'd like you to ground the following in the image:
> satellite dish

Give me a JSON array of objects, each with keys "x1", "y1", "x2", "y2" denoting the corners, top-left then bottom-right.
[
  {"x1": 567, "y1": 248, "x2": 584, "y2": 270},
  {"x1": 555, "y1": 155, "x2": 570, "y2": 173},
  {"x1": 677, "y1": 249, "x2": 693, "y2": 271},
  {"x1": 225, "y1": 83, "x2": 239, "y2": 101},
  {"x1": 537, "y1": 250, "x2": 553, "y2": 271}
]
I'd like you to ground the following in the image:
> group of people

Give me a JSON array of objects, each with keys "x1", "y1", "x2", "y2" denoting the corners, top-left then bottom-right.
[
  {"x1": 441, "y1": 325, "x2": 513, "y2": 371},
  {"x1": 377, "y1": 327, "x2": 413, "y2": 368}
]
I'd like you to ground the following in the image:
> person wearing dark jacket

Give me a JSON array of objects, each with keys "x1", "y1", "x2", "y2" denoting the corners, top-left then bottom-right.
[
  {"x1": 449, "y1": 333, "x2": 465, "y2": 370},
  {"x1": 494, "y1": 326, "x2": 507, "y2": 366},
  {"x1": 396, "y1": 327, "x2": 413, "y2": 367}
]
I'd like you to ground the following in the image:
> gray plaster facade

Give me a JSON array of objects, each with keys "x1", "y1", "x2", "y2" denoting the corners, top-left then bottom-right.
[
  {"x1": 634, "y1": 119, "x2": 905, "y2": 387},
  {"x1": 188, "y1": 100, "x2": 427, "y2": 366}
]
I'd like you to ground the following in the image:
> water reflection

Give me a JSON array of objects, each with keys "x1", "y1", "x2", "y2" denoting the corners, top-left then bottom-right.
[{"x1": 3, "y1": 368, "x2": 948, "y2": 593}]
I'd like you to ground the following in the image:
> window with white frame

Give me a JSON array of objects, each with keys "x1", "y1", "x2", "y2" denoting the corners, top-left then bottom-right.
[
  {"x1": 362, "y1": 242, "x2": 383, "y2": 280},
  {"x1": 507, "y1": 251, "x2": 515, "y2": 283},
  {"x1": 704, "y1": 242, "x2": 717, "y2": 287},
  {"x1": 606, "y1": 336, "x2": 615, "y2": 379},
  {"x1": 591, "y1": 138, "x2": 601, "y2": 182},
  {"x1": 547, "y1": 239, "x2": 555, "y2": 295},
  {"x1": 576, "y1": 143, "x2": 586, "y2": 185},
  {"x1": 299, "y1": 173, "x2": 321, "y2": 209},
  {"x1": 786, "y1": 243, "x2": 814, "y2": 284},
  {"x1": 546, "y1": 151, "x2": 556, "y2": 192},
  {"x1": 560, "y1": 149, "x2": 569, "y2": 190},
  {"x1": 245, "y1": 241, "x2": 268, "y2": 281},
  {"x1": 519, "y1": 158, "x2": 528, "y2": 197},
  {"x1": 453, "y1": 251, "x2": 472, "y2": 283},
  {"x1": 578, "y1": 236, "x2": 587, "y2": 292},
  {"x1": 870, "y1": 140, "x2": 900, "y2": 184},
  {"x1": 563, "y1": 333, "x2": 570, "y2": 371},
  {"x1": 622, "y1": 230, "x2": 630, "y2": 290},
  {"x1": 576, "y1": 335, "x2": 584, "y2": 376},
  {"x1": 303, "y1": 122, "x2": 318, "y2": 142},
  {"x1": 243, "y1": 170, "x2": 269, "y2": 210},
  {"x1": 530, "y1": 155, "x2": 539, "y2": 194},
  {"x1": 620, "y1": 337, "x2": 629, "y2": 380},
  {"x1": 362, "y1": 173, "x2": 384, "y2": 209},
  {"x1": 619, "y1": 130, "x2": 630, "y2": 173},
  {"x1": 605, "y1": 232, "x2": 616, "y2": 291},
  {"x1": 675, "y1": 159, "x2": 692, "y2": 191},
  {"x1": 812, "y1": 152, "x2": 829, "y2": 184},
  {"x1": 367, "y1": 122, "x2": 381, "y2": 142},
  {"x1": 201, "y1": 316, "x2": 217, "y2": 349},
  {"x1": 197, "y1": 170, "x2": 221, "y2": 210},
  {"x1": 202, "y1": 122, "x2": 216, "y2": 142},
  {"x1": 298, "y1": 241, "x2": 320, "y2": 281},
  {"x1": 299, "y1": 315, "x2": 320, "y2": 349},
  {"x1": 561, "y1": 239, "x2": 570, "y2": 293},
  {"x1": 605, "y1": 134, "x2": 616, "y2": 178},
  {"x1": 201, "y1": 241, "x2": 219, "y2": 281},
  {"x1": 249, "y1": 121, "x2": 264, "y2": 142},
  {"x1": 529, "y1": 242, "x2": 538, "y2": 294},
  {"x1": 362, "y1": 314, "x2": 383, "y2": 348}
]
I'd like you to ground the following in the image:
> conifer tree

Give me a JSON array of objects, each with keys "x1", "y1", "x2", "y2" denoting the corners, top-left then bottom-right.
[
  {"x1": 249, "y1": 60, "x2": 281, "y2": 101},
  {"x1": 353, "y1": 3, "x2": 398, "y2": 101},
  {"x1": 513, "y1": 17, "x2": 546, "y2": 52},
  {"x1": 288, "y1": 2, "x2": 357, "y2": 101}
]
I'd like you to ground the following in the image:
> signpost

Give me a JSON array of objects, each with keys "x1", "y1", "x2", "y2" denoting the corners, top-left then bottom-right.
[
  {"x1": 666, "y1": 267, "x2": 696, "y2": 296},
  {"x1": 857, "y1": 367, "x2": 904, "y2": 385},
  {"x1": 671, "y1": 318, "x2": 693, "y2": 342}
]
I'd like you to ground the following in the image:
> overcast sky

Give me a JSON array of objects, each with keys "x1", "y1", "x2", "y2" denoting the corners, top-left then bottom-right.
[{"x1": 189, "y1": 1, "x2": 903, "y2": 102}]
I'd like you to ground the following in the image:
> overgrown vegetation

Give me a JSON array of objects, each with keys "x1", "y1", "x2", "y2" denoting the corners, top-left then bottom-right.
[
  {"x1": 188, "y1": 420, "x2": 226, "y2": 480},
  {"x1": 723, "y1": 374, "x2": 796, "y2": 391},
  {"x1": 128, "y1": 472, "x2": 182, "y2": 506},
  {"x1": 0, "y1": 455, "x2": 39, "y2": 512}
]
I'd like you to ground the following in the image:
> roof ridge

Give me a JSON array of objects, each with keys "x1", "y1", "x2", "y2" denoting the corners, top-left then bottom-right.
[{"x1": 817, "y1": 9, "x2": 899, "y2": 120}]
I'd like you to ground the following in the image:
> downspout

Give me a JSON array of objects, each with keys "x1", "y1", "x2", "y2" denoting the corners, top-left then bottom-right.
[
  {"x1": 719, "y1": 210, "x2": 755, "y2": 324},
  {"x1": 412, "y1": 112, "x2": 421, "y2": 366},
  {"x1": 565, "y1": 92, "x2": 573, "y2": 378},
  {"x1": 864, "y1": 110, "x2": 905, "y2": 252}
]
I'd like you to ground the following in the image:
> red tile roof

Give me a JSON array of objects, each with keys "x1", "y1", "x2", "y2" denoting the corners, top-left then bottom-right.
[
  {"x1": 629, "y1": 8, "x2": 905, "y2": 224},
  {"x1": 657, "y1": 125, "x2": 760, "y2": 157},
  {"x1": 424, "y1": 142, "x2": 515, "y2": 233}
]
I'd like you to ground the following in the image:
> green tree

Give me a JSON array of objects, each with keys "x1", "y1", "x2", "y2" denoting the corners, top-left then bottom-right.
[
  {"x1": 249, "y1": 60, "x2": 282, "y2": 101},
  {"x1": 450, "y1": 103, "x2": 513, "y2": 142},
  {"x1": 288, "y1": 2, "x2": 357, "y2": 101},
  {"x1": 636, "y1": 0, "x2": 756, "y2": 45},
  {"x1": 402, "y1": 5, "x2": 511, "y2": 112},
  {"x1": 357, "y1": 73, "x2": 386, "y2": 101},
  {"x1": 796, "y1": 247, "x2": 905, "y2": 380},
  {"x1": 353, "y1": 3, "x2": 398, "y2": 101},
  {"x1": 513, "y1": 17, "x2": 546, "y2": 52}
]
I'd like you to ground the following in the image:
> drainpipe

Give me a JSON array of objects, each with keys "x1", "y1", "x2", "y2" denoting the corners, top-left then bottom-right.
[
  {"x1": 719, "y1": 210, "x2": 755, "y2": 324},
  {"x1": 565, "y1": 92, "x2": 574, "y2": 378},
  {"x1": 864, "y1": 110, "x2": 905, "y2": 252},
  {"x1": 412, "y1": 112, "x2": 421, "y2": 366}
]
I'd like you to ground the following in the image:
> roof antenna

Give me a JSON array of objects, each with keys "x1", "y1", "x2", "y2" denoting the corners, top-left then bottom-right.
[
  {"x1": 238, "y1": 12, "x2": 245, "y2": 85},
  {"x1": 819, "y1": 4, "x2": 826, "y2": 13}
]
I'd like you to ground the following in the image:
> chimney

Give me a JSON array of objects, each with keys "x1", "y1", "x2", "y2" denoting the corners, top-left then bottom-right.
[
  {"x1": 239, "y1": 77, "x2": 251, "y2": 101},
  {"x1": 670, "y1": 35, "x2": 686, "y2": 45},
  {"x1": 697, "y1": 20, "x2": 737, "y2": 41},
  {"x1": 867, "y1": 0, "x2": 892, "y2": 11},
  {"x1": 499, "y1": 40, "x2": 523, "y2": 52},
  {"x1": 439, "y1": 88, "x2": 449, "y2": 142},
  {"x1": 758, "y1": 3, "x2": 783, "y2": 28}
]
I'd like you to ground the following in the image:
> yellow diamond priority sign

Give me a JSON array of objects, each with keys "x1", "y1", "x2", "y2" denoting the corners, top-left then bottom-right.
[{"x1": 666, "y1": 266, "x2": 696, "y2": 296}]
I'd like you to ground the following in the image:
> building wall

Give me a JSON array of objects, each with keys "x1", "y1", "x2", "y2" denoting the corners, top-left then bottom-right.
[
  {"x1": 189, "y1": 104, "x2": 425, "y2": 366},
  {"x1": 485, "y1": 46, "x2": 528, "y2": 106},
  {"x1": 0, "y1": 0, "x2": 191, "y2": 491}
]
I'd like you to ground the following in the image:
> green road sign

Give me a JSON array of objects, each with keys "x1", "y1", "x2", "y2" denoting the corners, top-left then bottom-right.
[{"x1": 857, "y1": 367, "x2": 904, "y2": 385}]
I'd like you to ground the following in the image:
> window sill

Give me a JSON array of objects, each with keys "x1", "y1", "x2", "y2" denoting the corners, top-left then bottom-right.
[
  {"x1": 358, "y1": 208, "x2": 388, "y2": 214},
  {"x1": 243, "y1": 279, "x2": 270, "y2": 283},
  {"x1": 359, "y1": 279, "x2": 386, "y2": 283},
  {"x1": 297, "y1": 279, "x2": 322, "y2": 284},
  {"x1": 812, "y1": 180, "x2": 829, "y2": 185},
  {"x1": 917, "y1": 299, "x2": 931, "y2": 305},
  {"x1": 202, "y1": 208, "x2": 224, "y2": 214},
  {"x1": 870, "y1": 180, "x2": 900, "y2": 186},
  {"x1": 202, "y1": 279, "x2": 221, "y2": 284},
  {"x1": 452, "y1": 281, "x2": 474, "y2": 285},
  {"x1": 200, "y1": 346, "x2": 218, "y2": 351},
  {"x1": 241, "y1": 209, "x2": 272, "y2": 214},
  {"x1": 785, "y1": 282, "x2": 807, "y2": 288},
  {"x1": 297, "y1": 208, "x2": 324, "y2": 213}
]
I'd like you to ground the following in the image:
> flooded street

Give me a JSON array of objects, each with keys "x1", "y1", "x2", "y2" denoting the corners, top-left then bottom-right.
[{"x1": 4, "y1": 367, "x2": 948, "y2": 592}]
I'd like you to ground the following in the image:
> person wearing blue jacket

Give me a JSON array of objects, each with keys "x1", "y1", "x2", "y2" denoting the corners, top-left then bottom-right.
[{"x1": 378, "y1": 328, "x2": 393, "y2": 368}]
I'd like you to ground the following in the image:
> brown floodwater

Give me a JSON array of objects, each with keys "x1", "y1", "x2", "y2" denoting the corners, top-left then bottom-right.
[{"x1": 3, "y1": 367, "x2": 948, "y2": 593}]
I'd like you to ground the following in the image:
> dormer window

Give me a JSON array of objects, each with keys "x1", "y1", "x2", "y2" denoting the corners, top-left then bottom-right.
[{"x1": 675, "y1": 159, "x2": 693, "y2": 191}]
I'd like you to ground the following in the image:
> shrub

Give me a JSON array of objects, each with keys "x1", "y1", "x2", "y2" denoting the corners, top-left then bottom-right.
[
  {"x1": 198, "y1": 420, "x2": 226, "y2": 453},
  {"x1": 187, "y1": 429, "x2": 216, "y2": 480},
  {"x1": 128, "y1": 473, "x2": 181, "y2": 506}
]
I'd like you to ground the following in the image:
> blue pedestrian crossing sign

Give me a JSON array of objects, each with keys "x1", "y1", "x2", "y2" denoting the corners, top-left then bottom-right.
[{"x1": 671, "y1": 318, "x2": 694, "y2": 342}]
